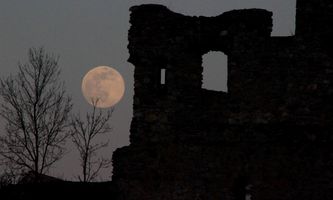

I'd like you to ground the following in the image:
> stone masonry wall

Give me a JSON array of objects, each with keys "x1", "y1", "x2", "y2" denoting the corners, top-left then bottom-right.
[{"x1": 112, "y1": 1, "x2": 333, "y2": 199}]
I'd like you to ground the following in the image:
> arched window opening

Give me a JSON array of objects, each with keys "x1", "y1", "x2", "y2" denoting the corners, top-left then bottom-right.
[{"x1": 202, "y1": 51, "x2": 228, "y2": 92}]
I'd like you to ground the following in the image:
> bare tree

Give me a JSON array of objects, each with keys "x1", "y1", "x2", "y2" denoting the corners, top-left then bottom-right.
[
  {"x1": 70, "y1": 99, "x2": 113, "y2": 182},
  {"x1": 0, "y1": 47, "x2": 72, "y2": 177}
]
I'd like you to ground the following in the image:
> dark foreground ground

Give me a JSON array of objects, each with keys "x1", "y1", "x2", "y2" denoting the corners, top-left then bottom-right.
[{"x1": 0, "y1": 181, "x2": 115, "y2": 200}]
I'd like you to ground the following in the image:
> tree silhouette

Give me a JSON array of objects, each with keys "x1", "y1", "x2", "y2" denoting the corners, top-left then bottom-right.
[
  {"x1": 0, "y1": 47, "x2": 72, "y2": 178},
  {"x1": 0, "y1": 168, "x2": 15, "y2": 189},
  {"x1": 70, "y1": 99, "x2": 113, "y2": 182}
]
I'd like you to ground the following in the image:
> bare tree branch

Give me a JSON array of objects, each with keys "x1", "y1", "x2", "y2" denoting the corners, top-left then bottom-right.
[
  {"x1": 69, "y1": 99, "x2": 113, "y2": 182},
  {"x1": 0, "y1": 47, "x2": 73, "y2": 178}
]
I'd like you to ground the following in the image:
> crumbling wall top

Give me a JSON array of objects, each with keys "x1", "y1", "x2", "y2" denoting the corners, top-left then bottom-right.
[{"x1": 128, "y1": 4, "x2": 273, "y2": 65}]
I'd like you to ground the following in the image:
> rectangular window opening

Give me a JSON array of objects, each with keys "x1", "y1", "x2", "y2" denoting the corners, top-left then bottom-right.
[{"x1": 161, "y1": 68, "x2": 166, "y2": 85}]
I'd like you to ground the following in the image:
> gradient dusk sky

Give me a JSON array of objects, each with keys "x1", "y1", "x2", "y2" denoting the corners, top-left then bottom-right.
[{"x1": 0, "y1": 0, "x2": 296, "y2": 180}]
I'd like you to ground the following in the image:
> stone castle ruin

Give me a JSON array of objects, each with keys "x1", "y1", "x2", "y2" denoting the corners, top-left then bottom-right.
[{"x1": 112, "y1": 0, "x2": 333, "y2": 199}]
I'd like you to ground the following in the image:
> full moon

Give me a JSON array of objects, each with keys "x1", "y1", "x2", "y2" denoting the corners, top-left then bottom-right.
[{"x1": 81, "y1": 66, "x2": 125, "y2": 108}]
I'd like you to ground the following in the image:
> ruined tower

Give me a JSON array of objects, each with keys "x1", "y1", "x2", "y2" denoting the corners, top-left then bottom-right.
[{"x1": 112, "y1": 0, "x2": 333, "y2": 199}]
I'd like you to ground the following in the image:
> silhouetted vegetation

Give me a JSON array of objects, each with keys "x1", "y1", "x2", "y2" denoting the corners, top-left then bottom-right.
[
  {"x1": 69, "y1": 99, "x2": 113, "y2": 182},
  {"x1": 0, "y1": 170, "x2": 15, "y2": 189},
  {"x1": 0, "y1": 47, "x2": 72, "y2": 179}
]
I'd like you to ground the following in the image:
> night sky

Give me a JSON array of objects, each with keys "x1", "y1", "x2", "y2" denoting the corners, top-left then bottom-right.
[{"x1": 0, "y1": 0, "x2": 296, "y2": 180}]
